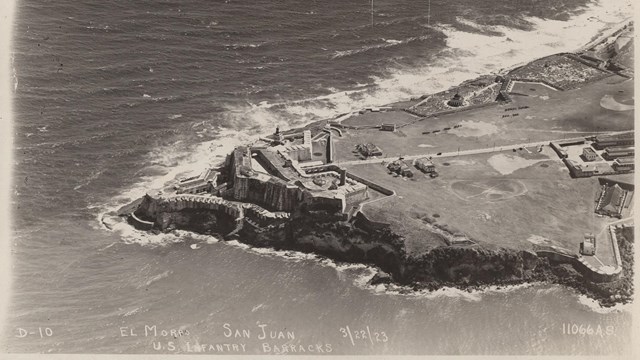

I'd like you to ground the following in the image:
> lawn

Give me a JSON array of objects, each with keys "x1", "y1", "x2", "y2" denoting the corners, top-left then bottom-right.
[
  {"x1": 345, "y1": 151, "x2": 613, "y2": 257},
  {"x1": 341, "y1": 110, "x2": 418, "y2": 127},
  {"x1": 331, "y1": 75, "x2": 633, "y2": 164}
]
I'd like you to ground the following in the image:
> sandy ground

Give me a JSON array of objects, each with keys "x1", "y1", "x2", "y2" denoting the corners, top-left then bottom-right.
[
  {"x1": 600, "y1": 94, "x2": 635, "y2": 111},
  {"x1": 487, "y1": 153, "x2": 548, "y2": 175},
  {"x1": 527, "y1": 234, "x2": 552, "y2": 245},
  {"x1": 448, "y1": 120, "x2": 501, "y2": 138}
]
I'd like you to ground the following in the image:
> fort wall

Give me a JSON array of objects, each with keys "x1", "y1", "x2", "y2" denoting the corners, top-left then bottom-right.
[{"x1": 233, "y1": 175, "x2": 301, "y2": 212}]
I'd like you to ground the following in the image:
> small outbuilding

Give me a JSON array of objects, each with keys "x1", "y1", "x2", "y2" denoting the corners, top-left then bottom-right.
[
  {"x1": 380, "y1": 123, "x2": 397, "y2": 132},
  {"x1": 580, "y1": 233, "x2": 596, "y2": 256}
]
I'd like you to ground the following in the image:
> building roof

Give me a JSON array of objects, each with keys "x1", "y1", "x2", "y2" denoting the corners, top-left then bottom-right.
[
  {"x1": 452, "y1": 93, "x2": 463, "y2": 100},
  {"x1": 595, "y1": 133, "x2": 634, "y2": 142},
  {"x1": 583, "y1": 147, "x2": 597, "y2": 155},
  {"x1": 605, "y1": 147, "x2": 634, "y2": 155},
  {"x1": 415, "y1": 157, "x2": 434, "y2": 166},
  {"x1": 605, "y1": 145, "x2": 634, "y2": 151},
  {"x1": 597, "y1": 184, "x2": 625, "y2": 214},
  {"x1": 615, "y1": 157, "x2": 634, "y2": 164}
]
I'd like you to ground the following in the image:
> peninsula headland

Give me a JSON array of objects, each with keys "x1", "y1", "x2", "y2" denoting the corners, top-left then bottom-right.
[{"x1": 113, "y1": 20, "x2": 635, "y2": 307}]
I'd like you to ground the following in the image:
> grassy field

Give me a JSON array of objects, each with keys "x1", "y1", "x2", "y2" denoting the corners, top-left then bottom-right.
[
  {"x1": 341, "y1": 110, "x2": 418, "y2": 127},
  {"x1": 331, "y1": 75, "x2": 633, "y2": 163},
  {"x1": 345, "y1": 151, "x2": 615, "y2": 256}
]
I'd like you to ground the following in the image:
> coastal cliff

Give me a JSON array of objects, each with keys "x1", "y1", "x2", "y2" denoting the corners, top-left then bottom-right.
[{"x1": 127, "y1": 194, "x2": 633, "y2": 307}]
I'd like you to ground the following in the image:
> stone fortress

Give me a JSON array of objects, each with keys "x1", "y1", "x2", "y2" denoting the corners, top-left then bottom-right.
[{"x1": 133, "y1": 126, "x2": 390, "y2": 237}]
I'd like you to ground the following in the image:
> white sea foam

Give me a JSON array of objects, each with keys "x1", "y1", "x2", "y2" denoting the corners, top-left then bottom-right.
[
  {"x1": 122, "y1": 306, "x2": 144, "y2": 317},
  {"x1": 368, "y1": 281, "x2": 538, "y2": 301},
  {"x1": 214, "y1": 0, "x2": 631, "y2": 137},
  {"x1": 138, "y1": 270, "x2": 173, "y2": 289},
  {"x1": 103, "y1": 1, "x2": 629, "y2": 210},
  {"x1": 576, "y1": 294, "x2": 632, "y2": 314},
  {"x1": 97, "y1": 242, "x2": 117, "y2": 252},
  {"x1": 177, "y1": 235, "x2": 381, "y2": 287},
  {"x1": 373, "y1": 283, "x2": 484, "y2": 302},
  {"x1": 103, "y1": 215, "x2": 220, "y2": 247},
  {"x1": 332, "y1": 35, "x2": 430, "y2": 59}
]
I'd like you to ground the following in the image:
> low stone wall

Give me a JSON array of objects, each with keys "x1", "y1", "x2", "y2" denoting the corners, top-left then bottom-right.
[
  {"x1": 536, "y1": 249, "x2": 577, "y2": 263},
  {"x1": 549, "y1": 141, "x2": 567, "y2": 158},
  {"x1": 129, "y1": 212, "x2": 154, "y2": 230},
  {"x1": 157, "y1": 195, "x2": 243, "y2": 218},
  {"x1": 574, "y1": 257, "x2": 621, "y2": 283},
  {"x1": 509, "y1": 77, "x2": 565, "y2": 91},
  {"x1": 353, "y1": 211, "x2": 390, "y2": 232},
  {"x1": 565, "y1": 53, "x2": 613, "y2": 74},
  {"x1": 135, "y1": 194, "x2": 295, "y2": 238},
  {"x1": 536, "y1": 235, "x2": 622, "y2": 283},
  {"x1": 344, "y1": 172, "x2": 395, "y2": 196}
]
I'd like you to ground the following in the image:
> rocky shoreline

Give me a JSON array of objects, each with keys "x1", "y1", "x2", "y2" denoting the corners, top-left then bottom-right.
[{"x1": 121, "y1": 196, "x2": 633, "y2": 308}]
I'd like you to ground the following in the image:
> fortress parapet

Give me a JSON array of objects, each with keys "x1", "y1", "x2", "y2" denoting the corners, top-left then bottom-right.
[{"x1": 219, "y1": 131, "x2": 370, "y2": 215}]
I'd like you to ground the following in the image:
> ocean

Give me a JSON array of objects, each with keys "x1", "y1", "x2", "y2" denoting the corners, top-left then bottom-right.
[{"x1": 5, "y1": 0, "x2": 634, "y2": 355}]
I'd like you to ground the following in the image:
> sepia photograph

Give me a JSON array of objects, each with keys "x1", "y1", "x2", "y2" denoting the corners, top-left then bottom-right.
[{"x1": 1, "y1": 0, "x2": 637, "y2": 357}]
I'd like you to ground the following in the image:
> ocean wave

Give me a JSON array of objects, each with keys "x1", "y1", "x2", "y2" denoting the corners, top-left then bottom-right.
[
  {"x1": 453, "y1": 17, "x2": 506, "y2": 36},
  {"x1": 137, "y1": 270, "x2": 173, "y2": 289},
  {"x1": 95, "y1": 126, "x2": 251, "y2": 221},
  {"x1": 102, "y1": 213, "x2": 381, "y2": 288},
  {"x1": 372, "y1": 283, "x2": 483, "y2": 302},
  {"x1": 25, "y1": 130, "x2": 121, "y2": 150},
  {"x1": 88, "y1": 86, "x2": 136, "y2": 97},
  {"x1": 251, "y1": 303, "x2": 266, "y2": 312},
  {"x1": 216, "y1": 240, "x2": 381, "y2": 288},
  {"x1": 368, "y1": 281, "x2": 539, "y2": 302},
  {"x1": 96, "y1": 209, "x2": 220, "y2": 247},
  {"x1": 105, "y1": 0, "x2": 631, "y2": 201},
  {"x1": 122, "y1": 306, "x2": 145, "y2": 317},
  {"x1": 73, "y1": 169, "x2": 106, "y2": 190},
  {"x1": 224, "y1": 42, "x2": 268, "y2": 49},
  {"x1": 331, "y1": 35, "x2": 431, "y2": 59},
  {"x1": 208, "y1": 0, "x2": 631, "y2": 138}
]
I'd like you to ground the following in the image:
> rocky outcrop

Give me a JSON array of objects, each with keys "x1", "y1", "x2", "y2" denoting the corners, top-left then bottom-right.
[
  {"x1": 134, "y1": 194, "x2": 240, "y2": 234},
  {"x1": 403, "y1": 247, "x2": 539, "y2": 285}
]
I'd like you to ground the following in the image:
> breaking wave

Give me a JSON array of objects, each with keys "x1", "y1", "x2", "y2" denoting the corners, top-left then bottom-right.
[
  {"x1": 204, "y1": 0, "x2": 631, "y2": 136},
  {"x1": 331, "y1": 35, "x2": 431, "y2": 59}
]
